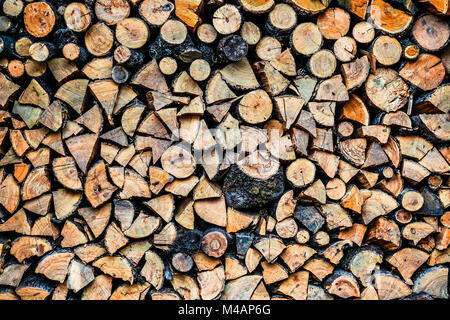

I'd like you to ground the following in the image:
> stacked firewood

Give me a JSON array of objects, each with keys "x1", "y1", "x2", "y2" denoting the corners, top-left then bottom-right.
[{"x1": 0, "y1": 0, "x2": 448, "y2": 300}]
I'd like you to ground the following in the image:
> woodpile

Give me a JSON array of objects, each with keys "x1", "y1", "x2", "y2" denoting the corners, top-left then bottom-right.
[{"x1": 0, "y1": 0, "x2": 448, "y2": 301}]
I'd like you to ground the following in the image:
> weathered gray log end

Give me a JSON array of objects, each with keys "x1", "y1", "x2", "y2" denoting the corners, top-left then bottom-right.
[{"x1": 223, "y1": 160, "x2": 285, "y2": 210}]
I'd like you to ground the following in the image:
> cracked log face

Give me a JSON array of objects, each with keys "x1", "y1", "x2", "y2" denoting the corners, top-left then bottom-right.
[
  {"x1": 365, "y1": 68, "x2": 410, "y2": 112},
  {"x1": 0, "y1": 0, "x2": 448, "y2": 302}
]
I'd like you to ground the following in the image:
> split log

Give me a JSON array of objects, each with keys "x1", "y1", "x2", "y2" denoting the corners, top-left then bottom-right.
[
  {"x1": 386, "y1": 248, "x2": 429, "y2": 284},
  {"x1": 93, "y1": 256, "x2": 134, "y2": 283},
  {"x1": 85, "y1": 161, "x2": 117, "y2": 208},
  {"x1": 221, "y1": 275, "x2": 262, "y2": 300},
  {"x1": 16, "y1": 275, "x2": 55, "y2": 300},
  {"x1": 365, "y1": 68, "x2": 409, "y2": 112},
  {"x1": 366, "y1": 217, "x2": 401, "y2": 251},
  {"x1": 287, "y1": 0, "x2": 329, "y2": 14},
  {"x1": 240, "y1": 0, "x2": 274, "y2": 14},
  {"x1": 373, "y1": 271, "x2": 411, "y2": 300},
  {"x1": 140, "y1": 250, "x2": 164, "y2": 290},
  {"x1": 0, "y1": 209, "x2": 31, "y2": 234},
  {"x1": 194, "y1": 196, "x2": 227, "y2": 227},
  {"x1": 253, "y1": 61, "x2": 289, "y2": 96},
  {"x1": 399, "y1": 54, "x2": 445, "y2": 91},
  {"x1": 254, "y1": 236, "x2": 286, "y2": 263},
  {"x1": 81, "y1": 275, "x2": 112, "y2": 300},
  {"x1": 412, "y1": 266, "x2": 448, "y2": 299},
  {"x1": 0, "y1": 174, "x2": 20, "y2": 213},
  {"x1": 197, "y1": 266, "x2": 225, "y2": 300},
  {"x1": 369, "y1": 0, "x2": 413, "y2": 36},
  {"x1": 324, "y1": 270, "x2": 360, "y2": 299},
  {"x1": 275, "y1": 271, "x2": 309, "y2": 300},
  {"x1": 10, "y1": 237, "x2": 52, "y2": 263}
]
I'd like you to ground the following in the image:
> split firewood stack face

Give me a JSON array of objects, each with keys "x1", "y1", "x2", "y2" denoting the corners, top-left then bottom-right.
[{"x1": 0, "y1": 0, "x2": 448, "y2": 301}]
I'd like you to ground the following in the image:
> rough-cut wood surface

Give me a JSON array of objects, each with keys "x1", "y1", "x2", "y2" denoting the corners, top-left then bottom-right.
[{"x1": 0, "y1": 0, "x2": 448, "y2": 302}]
